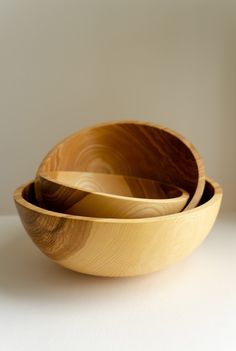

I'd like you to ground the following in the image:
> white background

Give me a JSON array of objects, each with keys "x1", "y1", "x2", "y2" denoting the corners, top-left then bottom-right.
[{"x1": 0, "y1": 1, "x2": 236, "y2": 350}]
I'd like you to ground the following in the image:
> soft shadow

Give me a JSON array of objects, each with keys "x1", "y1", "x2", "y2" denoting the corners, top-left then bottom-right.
[
  {"x1": 0, "y1": 220, "x2": 209, "y2": 306},
  {"x1": 0, "y1": 225, "x2": 172, "y2": 305}
]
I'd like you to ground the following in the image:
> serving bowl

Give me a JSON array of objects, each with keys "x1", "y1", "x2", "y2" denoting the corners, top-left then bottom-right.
[
  {"x1": 14, "y1": 177, "x2": 222, "y2": 277},
  {"x1": 36, "y1": 171, "x2": 189, "y2": 218},
  {"x1": 36, "y1": 121, "x2": 205, "y2": 210}
]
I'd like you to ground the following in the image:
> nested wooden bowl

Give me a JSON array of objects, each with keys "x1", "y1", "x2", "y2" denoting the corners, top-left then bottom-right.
[
  {"x1": 36, "y1": 121, "x2": 205, "y2": 210},
  {"x1": 14, "y1": 177, "x2": 222, "y2": 277},
  {"x1": 36, "y1": 171, "x2": 189, "y2": 218}
]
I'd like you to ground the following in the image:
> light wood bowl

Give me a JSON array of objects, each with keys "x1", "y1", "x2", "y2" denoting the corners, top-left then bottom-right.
[
  {"x1": 14, "y1": 178, "x2": 222, "y2": 277},
  {"x1": 36, "y1": 121, "x2": 205, "y2": 210},
  {"x1": 36, "y1": 171, "x2": 190, "y2": 218}
]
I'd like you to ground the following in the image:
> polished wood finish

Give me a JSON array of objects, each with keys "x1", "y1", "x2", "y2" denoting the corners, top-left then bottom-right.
[
  {"x1": 14, "y1": 178, "x2": 222, "y2": 277},
  {"x1": 36, "y1": 171, "x2": 189, "y2": 218},
  {"x1": 36, "y1": 121, "x2": 205, "y2": 210}
]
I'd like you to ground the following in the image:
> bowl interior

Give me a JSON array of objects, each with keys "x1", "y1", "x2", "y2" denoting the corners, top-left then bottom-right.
[
  {"x1": 37, "y1": 121, "x2": 205, "y2": 210},
  {"x1": 22, "y1": 178, "x2": 214, "y2": 218},
  {"x1": 39, "y1": 171, "x2": 185, "y2": 200}
]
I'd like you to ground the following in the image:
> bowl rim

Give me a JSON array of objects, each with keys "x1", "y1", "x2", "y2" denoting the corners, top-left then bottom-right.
[
  {"x1": 38, "y1": 171, "x2": 189, "y2": 204},
  {"x1": 14, "y1": 177, "x2": 222, "y2": 224},
  {"x1": 36, "y1": 120, "x2": 206, "y2": 210},
  {"x1": 37, "y1": 120, "x2": 204, "y2": 174}
]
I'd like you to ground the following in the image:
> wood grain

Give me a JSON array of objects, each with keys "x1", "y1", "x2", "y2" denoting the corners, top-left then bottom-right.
[
  {"x1": 36, "y1": 121, "x2": 205, "y2": 210},
  {"x1": 14, "y1": 178, "x2": 222, "y2": 277},
  {"x1": 36, "y1": 171, "x2": 189, "y2": 218}
]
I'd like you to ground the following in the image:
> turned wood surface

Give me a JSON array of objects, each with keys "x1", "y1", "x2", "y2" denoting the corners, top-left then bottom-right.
[
  {"x1": 36, "y1": 171, "x2": 189, "y2": 218},
  {"x1": 36, "y1": 121, "x2": 205, "y2": 210},
  {"x1": 14, "y1": 178, "x2": 222, "y2": 277}
]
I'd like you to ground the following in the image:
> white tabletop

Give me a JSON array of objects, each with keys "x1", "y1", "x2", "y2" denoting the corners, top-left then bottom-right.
[{"x1": 0, "y1": 212, "x2": 235, "y2": 351}]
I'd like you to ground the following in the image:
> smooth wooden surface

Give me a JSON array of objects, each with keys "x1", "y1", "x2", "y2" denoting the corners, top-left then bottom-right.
[
  {"x1": 36, "y1": 171, "x2": 189, "y2": 218},
  {"x1": 14, "y1": 178, "x2": 222, "y2": 277},
  {"x1": 36, "y1": 121, "x2": 205, "y2": 210},
  {"x1": 1, "y1": 213, "x2": 236, "y2": 351}
]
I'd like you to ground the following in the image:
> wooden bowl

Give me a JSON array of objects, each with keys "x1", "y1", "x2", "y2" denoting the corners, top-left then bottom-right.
[
  {"x1": 14, "y1": 177, "x2": 222, "y2": 277},
  {"x1": 36, "y1": 121, "x2": 205, "y2": 210},
  {"x1": 36, "y1": 171, "x2": 190, "y2": 218}
]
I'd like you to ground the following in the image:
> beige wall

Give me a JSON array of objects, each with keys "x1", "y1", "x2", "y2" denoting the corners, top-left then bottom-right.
[{"x1": 1, "y1": 0, "x2": 235, "y2": 214}]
